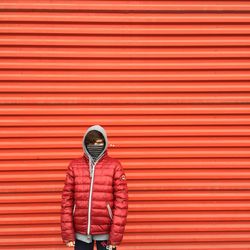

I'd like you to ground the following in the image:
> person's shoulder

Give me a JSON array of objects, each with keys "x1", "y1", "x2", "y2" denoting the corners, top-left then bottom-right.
[
  {"x1": 107, "y1": 156, "x2": 123, "y2": 168},
  {"x1": 107, "y1": 155, "x2": 119, "y2": 163},
  {"x1": 68, "y1": 156, "x2": 84, "y2": 168}
]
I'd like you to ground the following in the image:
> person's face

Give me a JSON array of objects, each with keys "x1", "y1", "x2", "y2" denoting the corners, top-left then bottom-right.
[
  {"x1": 95, "y1": 138, "x2": 104, "y2": 145},
  {"x1": 88, "y1": 138, "x2": 104, "y2": 146},
  {"x1": 86, "y1": 137, "x2": 105, "y2": 158}
]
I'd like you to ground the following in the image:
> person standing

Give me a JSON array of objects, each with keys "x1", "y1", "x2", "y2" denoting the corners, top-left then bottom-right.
[{"x1": 61, "y1": 124, "x2": 129, "y2": 250}]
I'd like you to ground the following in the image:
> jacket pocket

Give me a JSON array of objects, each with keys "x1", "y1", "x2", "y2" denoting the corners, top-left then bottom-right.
[{"x1": 106, "y1": 202, "x2": 113, "y2": 220}]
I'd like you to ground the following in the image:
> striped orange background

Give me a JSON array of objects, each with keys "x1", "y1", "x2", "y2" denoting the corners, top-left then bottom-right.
[{"x1": 0, "y1": 1, "x2": 250, "y2": 249}]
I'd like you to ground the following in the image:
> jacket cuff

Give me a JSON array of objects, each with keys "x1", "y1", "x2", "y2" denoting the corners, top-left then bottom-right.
[
  {"x1": 62, "y1": 236, "x2": 75, "y2": 244},
  {"x1": 108, "y1": 239, "x2": 121, "y2": 246}
]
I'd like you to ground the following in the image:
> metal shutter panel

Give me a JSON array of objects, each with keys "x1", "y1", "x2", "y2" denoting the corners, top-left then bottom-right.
[{"x1": 0, "y1": 1, "x2": 250, "y2": 249}]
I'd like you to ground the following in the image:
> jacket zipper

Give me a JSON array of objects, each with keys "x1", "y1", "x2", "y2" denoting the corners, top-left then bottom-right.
[
  {"x1": 87, "y1": 161, "x2": 97, "y2": 239},
  {"x1": 106, "y1": 202, "x2": 113, "y2": 220},
  {"x1": 86, "y1": 154, "x2": 105, "y2": 239},
  {"x1": 73, "y1": 204, "x2": 76, "y2": 215}
]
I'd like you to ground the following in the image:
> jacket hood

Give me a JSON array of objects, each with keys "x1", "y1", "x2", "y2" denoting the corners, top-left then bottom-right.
[{"x1": 82, "y1": 124, "x2": 108, "y2": 164}]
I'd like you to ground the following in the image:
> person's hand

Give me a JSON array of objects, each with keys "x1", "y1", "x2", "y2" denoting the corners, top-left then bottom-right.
[
  {"x1": 66, "y1": 241, "x2": 75, "y2": 247},
  {"x1": 107, "y1": 244, "x2": 116, "y2": 249}
]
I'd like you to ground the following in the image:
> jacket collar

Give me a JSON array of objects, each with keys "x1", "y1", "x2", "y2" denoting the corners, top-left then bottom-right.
[{"x1": 83, "y1": 150, "x2": 108, "y2": 164}]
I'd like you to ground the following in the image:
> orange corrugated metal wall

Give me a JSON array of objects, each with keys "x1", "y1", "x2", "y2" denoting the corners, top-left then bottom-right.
[{"x1": 0, "y1": 1, "x2": 250, "y2": 249}]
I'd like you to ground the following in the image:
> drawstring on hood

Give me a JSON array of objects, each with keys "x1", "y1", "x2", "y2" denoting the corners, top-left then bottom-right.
[{"x1": 82, "y1": 124, "x2": 108, "y2": 178}]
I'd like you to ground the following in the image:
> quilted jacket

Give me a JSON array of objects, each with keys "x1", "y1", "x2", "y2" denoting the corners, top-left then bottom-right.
[{"x1": 60, "y1": 125, "x2": 129, "y2": 246}]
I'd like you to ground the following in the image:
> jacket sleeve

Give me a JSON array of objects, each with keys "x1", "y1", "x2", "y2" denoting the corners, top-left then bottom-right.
[
  {"x1": 60, "y1": 160, "x2": 75, "y2": 243},
  {"x1": 108, "y1": 160, "x2": 129, "y2": 246}
]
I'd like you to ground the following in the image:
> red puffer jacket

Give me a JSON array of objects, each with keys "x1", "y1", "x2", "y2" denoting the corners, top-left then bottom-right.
[{"x1": 60, "y1": 150, "x2": 129, "y2": 246}]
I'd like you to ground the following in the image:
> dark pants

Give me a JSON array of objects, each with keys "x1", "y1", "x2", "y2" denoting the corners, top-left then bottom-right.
[{"x1": 74, "y1": 239, "x2": 117, "y2": 250}]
